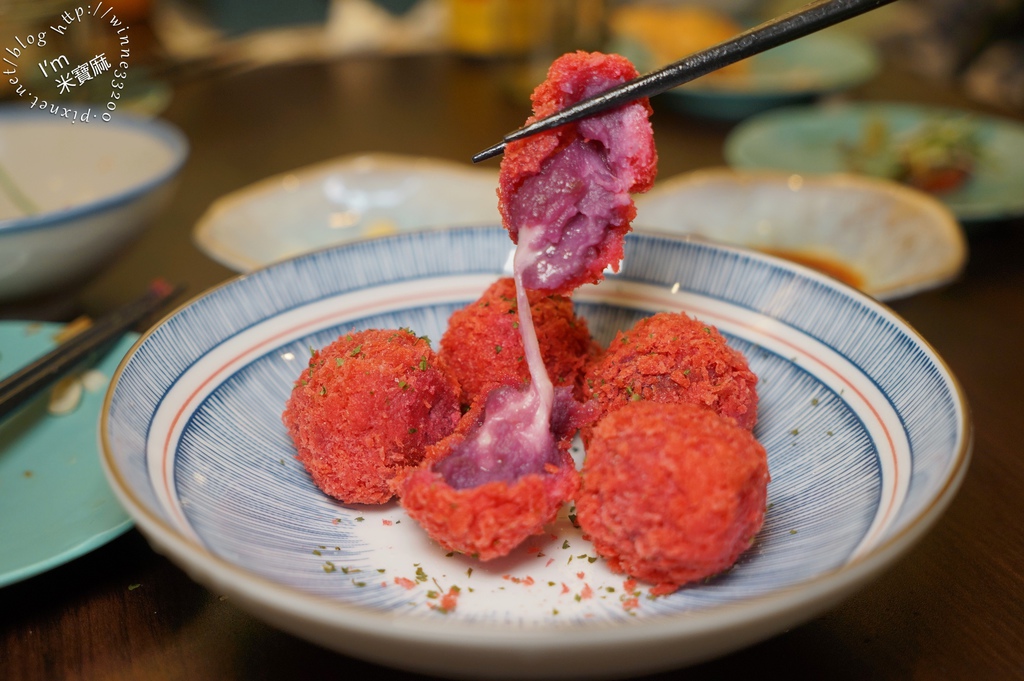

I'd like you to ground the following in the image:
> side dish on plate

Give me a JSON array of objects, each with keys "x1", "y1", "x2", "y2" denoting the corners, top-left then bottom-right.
[
  {"x1": 100, "y1": 51, "x2": 970, "y2": 681},
  {"x1": 724, "y1": 102, "x2": 1024, "y2": 222},
  {"x1": 840, "y1": 115, "x2": 982, "y2": 194},
  {"x1": 101, "y1": 226, "x2": 970, "y2": 678}
]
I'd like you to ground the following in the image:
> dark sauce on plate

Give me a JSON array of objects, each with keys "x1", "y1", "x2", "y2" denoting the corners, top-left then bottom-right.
[{"x1": 760, "y1": 248, "x2": 864, "y2": 289}]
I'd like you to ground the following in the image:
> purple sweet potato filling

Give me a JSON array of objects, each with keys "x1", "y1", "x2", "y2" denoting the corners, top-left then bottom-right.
[
  {"x1": 435, "y1": 386, "x2": 588, "y2": 489},
  {"x1": 509, "y1": 138, "x2": 632, "y2": 291}
]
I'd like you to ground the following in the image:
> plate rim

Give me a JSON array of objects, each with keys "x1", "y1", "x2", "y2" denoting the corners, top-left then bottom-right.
[{"x1": 0, "y1": 320, "x2": 136, "y2": 588}]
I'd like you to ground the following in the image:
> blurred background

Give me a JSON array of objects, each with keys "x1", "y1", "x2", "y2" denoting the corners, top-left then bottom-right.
[
  {"x1": 2, "y1": 0, "x2": 1023, "y2": 312},
  {"x1": 4, "y1": 0, "x2": 1024, "y2": 114},
  {"x1": 2, "y1": 3, "x2": 1024, "y2": 680}
]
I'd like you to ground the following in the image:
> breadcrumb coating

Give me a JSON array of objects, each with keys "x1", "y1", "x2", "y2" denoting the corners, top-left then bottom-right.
[
  {"x1": 498, "y1": 51, "x2": 657, "y2": 294},
  {"x1": 439, "y1": 277, "x2": 599, "y2": 404},
  {"x1": 583, "y1": 311, "x2": 758, "y2": 444},
  {"x1": 398, "y1": 385, "x2": 593, "y2": 560},
  {"x1": 577, "y1": 401, "x2": 769, "y2": 593},
  {"x1": 283, "y1": 328, "x2": 461, "y2": 505}
]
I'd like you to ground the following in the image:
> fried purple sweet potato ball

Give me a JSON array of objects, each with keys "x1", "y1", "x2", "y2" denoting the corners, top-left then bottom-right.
[
  {"x1": 577, "y1": 401, "x2": 769, "y2": 594},
  {"x1": 398, "y1": 384, "x2": 596, "y2": 560},
  {"x1": 583, "y1": 311, "x2": 758, "y2": 445},
  {"x1": 498, "y1": 51, "x2": 658, "y2": 295},
  {"x1": 283, "y1": 328, "x2": 462, "y2": 505},
  {"x1": 439, "y1": 277, "x2": 599, "y2": 405}
]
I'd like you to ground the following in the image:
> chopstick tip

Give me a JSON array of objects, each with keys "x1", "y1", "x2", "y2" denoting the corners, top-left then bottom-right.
[{"x1": 472, "y1": 141, "x2": 506, "y2": 164}]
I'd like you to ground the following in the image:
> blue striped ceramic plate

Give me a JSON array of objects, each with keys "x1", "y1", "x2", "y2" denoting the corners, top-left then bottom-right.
[{"x1": 100, "y1": 226, "x2": 970, "y2": 679}]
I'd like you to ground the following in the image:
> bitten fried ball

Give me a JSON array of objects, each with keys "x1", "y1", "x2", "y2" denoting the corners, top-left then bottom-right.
[
  {"x1": 399, "y1": 454, "x2": 579, "y2": 561},
  {"x1": 583, "y1": 311, "x2": 758, "y2": 442},
  {"x1": 283, "y1": 328, "x2": 461, "y2": 505},
  {"x1": 398, "y1": 384, "x2": 595, "y2": 560},
  {"x1": 577, "y1": 401, "x2": 770, "y2": 594},
  {"x1": 498, "y1": 51, "x2": 657, "y2": 295},
  {"x1": 439, "y1": 277, "x2": 599, "y2": 404}
]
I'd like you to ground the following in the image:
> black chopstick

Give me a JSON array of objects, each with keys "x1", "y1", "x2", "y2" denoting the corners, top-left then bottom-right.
[
  {"x1": 0, "y1": 279, "x2": 183, "y2": 421},
  {"x1": 472, "y1": 0, "x2": 898, "y2": 163}
]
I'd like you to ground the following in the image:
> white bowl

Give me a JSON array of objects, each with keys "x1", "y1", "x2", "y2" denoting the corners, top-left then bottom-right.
[
  {"x1": 0, "y1": 109, "x2": 187, "y2": 301},
  {"x1": 634, "y1": 168, "x2": 967, "y2": 301},
  {"x1": 193, "y1": 153, "x2": 500, "y2": 272},
  {"x1": 101, "y1": 227, "x2": 970, "y2": 679}
]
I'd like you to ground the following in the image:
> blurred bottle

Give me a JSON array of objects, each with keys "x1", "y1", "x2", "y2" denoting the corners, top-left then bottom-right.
[
  {"x1": 447, "y1": 0, "x2": 606, "y2": 101},
  {"x1": 606, "y1": 1, "x2": 749, "y2": 76},
  {"x1": 447, "y1": 0, "x2": 544, "y2": 57}
]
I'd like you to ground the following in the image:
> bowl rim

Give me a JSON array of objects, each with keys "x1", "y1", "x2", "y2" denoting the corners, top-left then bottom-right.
[
  {"x1": 99, "y1": 228, "x2": 973, "y2": 673},
  {"x1": 0, "y1": 108, "x2": 189, "y2": 235}
]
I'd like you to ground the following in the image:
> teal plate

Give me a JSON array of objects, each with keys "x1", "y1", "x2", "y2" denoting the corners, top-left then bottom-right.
[
  {"x1": 0, "y1": 321, "x2": 136, "y2": 587},
  {"x1": 628, "y1": 32, "x2": 879, "y2": 121},
  {"x1": 725, "y1": 101, "x2": 1024, "y2": 223}
]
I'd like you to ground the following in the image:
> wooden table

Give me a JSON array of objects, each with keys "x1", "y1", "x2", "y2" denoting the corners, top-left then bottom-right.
[{"x1": 2, "y1": 53, "x2": 1023, "y2": 679}]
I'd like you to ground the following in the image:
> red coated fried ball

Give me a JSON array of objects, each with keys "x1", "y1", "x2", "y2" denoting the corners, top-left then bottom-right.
[
  {"x1": 583, "y1": 311, "x2": 758, "y2": 443},
  {"x1": 577, "y1": 401, "x2": 770, "y2": 594},
  {"x1": 439, "y1": 277, "x2": 599, "y2": 404},
  {"x1": 283, "y1": 328, "x2": 462, "y2": 505},
  {"x1": 398, "y1": 384, "x2": 594, "y2": 560},
  {"x1": 498, "y1": 51, "x2": 658, "y2": 295},
  {"x1": 399, "y1": 455, "x2": 578, "y2": 561}
]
